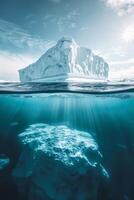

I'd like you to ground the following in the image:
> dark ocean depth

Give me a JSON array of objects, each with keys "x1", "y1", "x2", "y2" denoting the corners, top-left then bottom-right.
[{"x1": 0, "y1": 82, "x2": 134, "y2": 200}]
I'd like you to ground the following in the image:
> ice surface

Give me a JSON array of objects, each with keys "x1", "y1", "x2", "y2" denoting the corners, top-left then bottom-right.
[
  {"x1": 19, "y1": 37, "x2": 109, "y2": 82},
  {"x1": 13, "y1": 123, "x2": 109, "y2": 200}
]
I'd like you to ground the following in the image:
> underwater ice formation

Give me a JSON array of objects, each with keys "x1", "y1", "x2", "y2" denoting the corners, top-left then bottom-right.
[
  {"x1": 0, "y1": 155, "x2": 10, "y2": 170},
  {"x1": 13, "y1": 123, "x2": 109, "y2": 200},
  {"x1": 19, "y1": 37, "x2": 109, "y2": 82}
]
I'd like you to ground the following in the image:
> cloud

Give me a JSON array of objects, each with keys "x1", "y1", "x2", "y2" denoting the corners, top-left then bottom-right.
[
  {"x1": 109, "y1": 65, "x2": 134, "y2": 79},
  {"x1": 109, "y1": 58, "x2": 134, "y2": 66},
  {"x1": 122, "y1": 25, "x2": 134, "y2": 42},
  {"x1": 0, "y1": 18, "x2": 55, "y2": 81},
  {"x1": 102, "y1": 0, "x2": 134, "y2": 16},
  {"x1": 0, "y1": 50, "x2": 36, "y2": 81},
  {"x1": 80, "y1": 26, "x2": 89, "y2": 31},
  {"x1": 48, "y1": 0, "x2": 61, "y2": 3},
  {"x1": 57, "y1": 10, "x2": 79, "y2": 32},
  {"x1": 0, "y1": 19, "x2": 54, "y2": 53},
  {"x1": 42, "y1": 10, "x2": 79, "y2": 33},
  {"x1": 109, "y1": 58, "x2": 134, "y2": 79}
]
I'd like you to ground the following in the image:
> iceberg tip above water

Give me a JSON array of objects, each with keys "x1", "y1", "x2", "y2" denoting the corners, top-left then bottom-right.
[{"x1": 19, "y1": 37, "x2": 109, "y2": 82}]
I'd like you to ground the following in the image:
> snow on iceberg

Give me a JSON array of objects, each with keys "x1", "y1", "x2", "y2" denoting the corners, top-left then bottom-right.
[
  {"x1": 13, "y1": 123, "x2": 109, "y2": 200},
  {"x1": 19, "y1": 37, "x2": 109, "y2": 82}
]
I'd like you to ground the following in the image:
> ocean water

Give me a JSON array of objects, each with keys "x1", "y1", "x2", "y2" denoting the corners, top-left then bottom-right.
[{"x1": 0, "y1": 82, "x2": 134, "y2": 200}]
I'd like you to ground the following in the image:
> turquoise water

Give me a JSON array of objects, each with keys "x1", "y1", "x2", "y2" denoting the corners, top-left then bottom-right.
[{"x1": 0, "y1": 87, "x2": 134, "y2": 200}]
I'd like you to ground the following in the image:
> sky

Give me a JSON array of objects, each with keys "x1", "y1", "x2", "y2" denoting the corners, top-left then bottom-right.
[{"x1": 0, "y1": 0, "x2": 134, "y2": 81}]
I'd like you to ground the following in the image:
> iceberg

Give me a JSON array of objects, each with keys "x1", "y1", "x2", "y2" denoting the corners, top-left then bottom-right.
[
  {"x1": 13, "y1": 123, "x2": 109, "y2": 200},
  {"x1": 0, "y1": 155, "x2": 10, "y2": 170},
  {"x1": 19, "y1": 37, "x2": 109, "y2": 82}
]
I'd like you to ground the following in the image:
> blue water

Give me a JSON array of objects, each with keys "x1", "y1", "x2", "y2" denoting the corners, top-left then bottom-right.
[{"x1": 0, "y1": 82, "x2": 134, "y2": 200}]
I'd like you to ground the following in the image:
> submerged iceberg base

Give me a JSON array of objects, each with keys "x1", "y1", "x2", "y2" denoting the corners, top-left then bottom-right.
[
  {"x1": 0, "y1": 155, "x2": 10, "y2": 171},
  {"x1": 13, "y1": 124, "x2": 108, "y2": 200}
]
